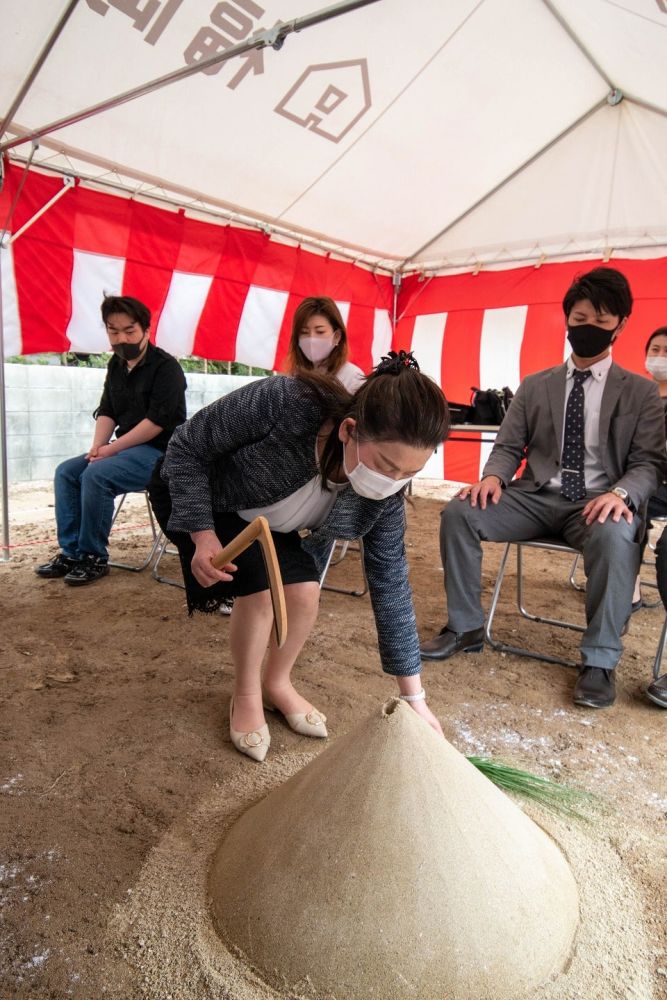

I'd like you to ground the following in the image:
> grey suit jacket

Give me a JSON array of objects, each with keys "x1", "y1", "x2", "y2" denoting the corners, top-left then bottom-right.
[{"x1": 482, "y1": 362, "x2": 666, "y2": 510}]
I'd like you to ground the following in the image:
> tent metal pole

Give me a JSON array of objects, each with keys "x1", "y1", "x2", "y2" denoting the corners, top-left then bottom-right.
[
  {"x1": 0, "y1": 247, "x2": 9, "y2": 562},
  {"x1": 0, "y1": 0, "x2": 81, "y2": 142},
  {"x1": 539, "y1": 0, "x2": 614, "y2": 89},
  {"x1": 623, "y1": 95, "x2": 667, "y2": 123},
  {"x1": 7, "y1": 176, "x2": 75, "y2": 244},
  {"x1": 0, "y1": 148, "x2": 38, "y2": 562},
  {"x1": 404, "y1": 239, "x2": 667, "y2": 276},
  {"x1": 402, "y1": 98, "x2": 607, "y2": 267},
  {"x1": 391, "y1": 272, "x2": 401, "y2": 333},
  {"x1": 4, "y1": 148, "x2": 399, "y2": 270},
  {"x1": 0, "y1": 0, "x2": 381, "y2": 155}
]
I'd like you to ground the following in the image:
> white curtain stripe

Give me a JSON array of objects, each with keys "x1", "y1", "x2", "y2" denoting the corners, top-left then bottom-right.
[
  {"x1": 371, "y1": 308, "x2": 392, "y2": 367},
  {"x1": 411, "y1": 312, "x2": 447, "y2": 479},
  {"x1": 155, "y1": 271, "x2": 213, "y2": 358},
  {"x1": 235, "y1": 285, "x2": 289, "y2": 370},
  {"x1": 0, "y1": 245, "x2": 22, "y2": 357},
  {"x1": 335, "y1": 300, "x2": 351, "y2": 326},
  {"x1": 478, "y1": 305, "x2": 527, "y2": 477},
  {"x1": 66, "y1": 251, "x2": 125, "y2": 352}
]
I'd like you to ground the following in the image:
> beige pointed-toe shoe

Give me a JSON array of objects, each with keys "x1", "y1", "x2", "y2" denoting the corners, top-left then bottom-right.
[
  {"x1": 229, "y1": 698, "x2": 270, "y2": 762},
  {"x1": 263, "y1": 697, "x2": 328, "y2": 739}
]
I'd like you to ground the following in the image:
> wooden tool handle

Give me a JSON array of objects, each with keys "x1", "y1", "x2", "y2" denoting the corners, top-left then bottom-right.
[
  {"x1": 211, "y1": 518, "x2": 263, "y2": 569},
  {"x1": 209, "y1": 516, "x2": 288, "y2": 649}
]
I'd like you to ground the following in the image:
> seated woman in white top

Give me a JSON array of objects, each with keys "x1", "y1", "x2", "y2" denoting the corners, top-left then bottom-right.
[{"x1": 285, "y1": 296, "x2": 366, "y2": 392}]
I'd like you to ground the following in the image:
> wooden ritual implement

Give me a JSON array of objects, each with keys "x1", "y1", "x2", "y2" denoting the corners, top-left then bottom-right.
[{"x1": 211, "y1": 516, "x2": 287, "y2": 648}]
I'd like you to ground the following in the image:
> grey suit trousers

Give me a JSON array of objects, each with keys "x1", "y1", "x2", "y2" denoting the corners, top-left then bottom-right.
[{"x1": 440, "y1": 487, "x2": 640, "y2": 669}]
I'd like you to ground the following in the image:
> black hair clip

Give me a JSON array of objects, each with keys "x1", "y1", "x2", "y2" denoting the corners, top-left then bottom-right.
[{"x1": 375, "y1": 350, "x2": 420, "y2": 374}]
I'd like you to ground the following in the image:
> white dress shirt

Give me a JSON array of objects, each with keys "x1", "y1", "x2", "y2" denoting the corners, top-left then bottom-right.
[{"x1": 549, "y1": 353, "x2": 613, "y2": 494}]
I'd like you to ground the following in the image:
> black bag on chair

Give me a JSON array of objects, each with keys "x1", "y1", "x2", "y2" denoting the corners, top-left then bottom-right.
[
  {"x1": 446, "y1": 401, "x2": 473, "y2": 424},
  {"x1": 468, "y1": 386, "x2": 514, "y2": 425}
]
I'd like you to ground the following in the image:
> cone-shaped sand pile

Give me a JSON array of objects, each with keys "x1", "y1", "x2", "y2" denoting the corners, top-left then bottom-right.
[{"x1": 210, "y1": 699, "x2": 579, "y2": 1000}]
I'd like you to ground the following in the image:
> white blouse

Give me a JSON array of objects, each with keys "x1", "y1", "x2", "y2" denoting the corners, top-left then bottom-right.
[
  {"x1": 238, "y1": 475, "x2": 348, "y2": 533},
  {"x1": 335, "y1": 361, "x2": 366, "y2": 392}
]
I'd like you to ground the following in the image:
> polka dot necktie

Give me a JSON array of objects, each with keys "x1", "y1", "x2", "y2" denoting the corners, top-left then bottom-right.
[{"x1": 560, "y1": 369, "x2": 592, "y2": 502}]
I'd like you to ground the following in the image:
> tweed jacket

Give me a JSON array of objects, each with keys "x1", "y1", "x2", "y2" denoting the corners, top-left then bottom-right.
[
  {"x1": 483, "y1": 361, "x2": 666, "y2": 509},
  {"x1": 162, "y1": 376, "x2": 421, "y2": 676}
]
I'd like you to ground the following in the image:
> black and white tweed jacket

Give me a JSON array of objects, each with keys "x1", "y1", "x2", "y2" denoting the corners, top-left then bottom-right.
[{"x1": 162, "y1": 376, "x2": 421, "y2": 677}]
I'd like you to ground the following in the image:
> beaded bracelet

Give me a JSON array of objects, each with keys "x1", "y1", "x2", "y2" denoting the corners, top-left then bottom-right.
[{"x1": 399, "y1": 688, "x2": 426, "y2": 703}]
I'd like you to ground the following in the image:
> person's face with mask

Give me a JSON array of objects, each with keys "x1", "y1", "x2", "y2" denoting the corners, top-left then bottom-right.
[
  {"x1": 337, "y1": 418, "x2": 432, "y2": 500},
  {"x1": 106, "y1": 312, "x2": 149, "y2": 364},
  {"x1": 298, "y1": 313, "x2": 341, "y2": 367},
  {"x1": 645, "y1": 333, "x2": 667, "y2": 386},
  {"x1": 566, "y1": 298, "x2": 626, "y2": 366}
]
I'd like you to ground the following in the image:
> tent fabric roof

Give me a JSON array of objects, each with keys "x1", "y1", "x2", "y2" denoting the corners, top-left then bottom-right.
[{"x1": 3, "y1": 0, "x2": 667, "y2": 272}]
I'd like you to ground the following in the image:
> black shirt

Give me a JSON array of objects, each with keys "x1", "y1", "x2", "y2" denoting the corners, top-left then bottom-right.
[{"x1": 94, "y1": 343, "x2": 187, "y2": 452}]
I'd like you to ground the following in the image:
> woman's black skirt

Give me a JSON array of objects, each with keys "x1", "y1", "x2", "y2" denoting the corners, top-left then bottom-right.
[{"x1": 148, "y1": 460, "x2": 320, "y2": 613}]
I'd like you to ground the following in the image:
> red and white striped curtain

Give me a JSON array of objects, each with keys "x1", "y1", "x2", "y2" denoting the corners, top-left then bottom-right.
[
  {"x1": 0, "y1": 164, "x2": 393, "y2": 372},
  {"x1": 3, "y1": 163, "x2": 667, "y2": 483},
  {"x1": 395, "y1": 260, "x2": 667, "y2": 482}
]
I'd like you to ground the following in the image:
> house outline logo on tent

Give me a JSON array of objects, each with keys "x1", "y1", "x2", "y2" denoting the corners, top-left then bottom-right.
[{"x1": 274, "y1": 59, "x2": 371, "y2": 143}]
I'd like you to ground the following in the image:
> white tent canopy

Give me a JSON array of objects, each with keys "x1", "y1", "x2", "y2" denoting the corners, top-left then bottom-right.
[{"x1": 3, "y1": 0, "x2": 667, "y2": 272}]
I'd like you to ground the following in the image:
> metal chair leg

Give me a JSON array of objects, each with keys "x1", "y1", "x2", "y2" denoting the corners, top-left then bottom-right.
[
  {"x1": 485, "y1": 542, "x2": 581, "y2": 669},
  {"x1": 320, "y1": 539, "x2": 369, "y2": 597},
  {"x1": 516, "y1": 544, "x2": 585, "y2": 632},
  {"x1": 152, "y1": 532, "x2": 185, "y2": 589},
  {"x1": 109, "y1": 492, "x2": 160, "y2": 572},
  {"x1": 569, "y1": 552, "x2": 585, "y2": 592},
  {"x1": 653, "y1": 614, "x2": 667, "y2": 681}
]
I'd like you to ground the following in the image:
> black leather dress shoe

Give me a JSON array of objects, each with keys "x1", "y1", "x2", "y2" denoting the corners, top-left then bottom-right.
[
  {"x1": 573, "y1": 666, "x2": 616, "y2": 709},
  {"x1": 419, "y1": 626, "x2": 485, "y2": 661},
  {"x1": 646, "y1": 674, "x2": 667, "y2": 709}
]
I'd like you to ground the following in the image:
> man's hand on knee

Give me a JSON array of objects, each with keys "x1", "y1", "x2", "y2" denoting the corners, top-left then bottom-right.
[
  {"x1": 582, "y1": 492, "x2": 633, "y2": 526},
  {"x1": 456, "y1": 475, "x2": 503, "y2": 509}
]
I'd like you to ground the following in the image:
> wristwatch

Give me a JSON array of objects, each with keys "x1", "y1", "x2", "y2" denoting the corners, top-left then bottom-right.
[{"x1": 611, "y1": 487, "x2": 634, "y2": 511}]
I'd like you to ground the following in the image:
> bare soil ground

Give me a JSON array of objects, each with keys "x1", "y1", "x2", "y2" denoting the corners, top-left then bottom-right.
[{"x1": 1, "y1": 484, "x2": 665, "y2": 999}]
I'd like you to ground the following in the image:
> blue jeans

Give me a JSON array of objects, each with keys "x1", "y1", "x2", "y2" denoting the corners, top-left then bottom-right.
[{"x1": 54, "y1": 445, "x2": 163, "y2": 559}]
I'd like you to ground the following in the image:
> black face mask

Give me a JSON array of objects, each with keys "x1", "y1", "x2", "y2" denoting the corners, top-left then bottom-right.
[
  {"x1": 112, "y1": 336, "x2": 146, "y2": 362},
  {"x1": 567, "y1": 323, "x2": 618, "y2": 359}
]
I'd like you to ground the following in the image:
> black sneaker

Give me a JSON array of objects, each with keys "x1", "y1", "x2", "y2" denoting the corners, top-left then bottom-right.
[
  {"x1": 64, "y1": 554, "x2": 110, "y2": 587},
  {"x1": 35, "y1": 553, "x2": 80, "y2": 578}
]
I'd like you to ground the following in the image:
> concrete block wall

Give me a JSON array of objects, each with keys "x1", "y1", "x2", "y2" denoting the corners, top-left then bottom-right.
[{"x1": 3, "y1": 364, "x2": 262, "y2": 483}]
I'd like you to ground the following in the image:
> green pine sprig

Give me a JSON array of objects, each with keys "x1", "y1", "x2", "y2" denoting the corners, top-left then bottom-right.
[{"x1": 467, "y1": 756, "x2": 600, "y2": 820}]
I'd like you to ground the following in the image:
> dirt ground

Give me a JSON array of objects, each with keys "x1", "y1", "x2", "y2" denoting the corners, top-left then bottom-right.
[{"x1": 1, "y1": 484, "x2": 666, "y2": 999}]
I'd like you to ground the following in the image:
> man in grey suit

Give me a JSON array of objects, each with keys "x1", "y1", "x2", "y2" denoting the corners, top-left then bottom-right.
[{"x1": 420, "y1": 267, "x2": 666, "y2": 708}]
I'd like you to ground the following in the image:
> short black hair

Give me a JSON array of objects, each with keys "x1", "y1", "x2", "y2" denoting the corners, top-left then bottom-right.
[
  {"x1": 645, "y1": 326, "x2": 667, "y2": 354},
  {"x1": 101, "y1": 295, "x2": 151, "y2": 331},
  {"x1": 562, "y1": 267, "x2": 633, "y2": 320}
]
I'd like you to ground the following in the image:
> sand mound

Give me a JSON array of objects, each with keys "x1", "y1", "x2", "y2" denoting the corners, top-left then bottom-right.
[
  {"x1": 209, "y1": 699, "x2": 579, "y2": 1000},
  {"x1": 107, "y1": 758, "x2": 654, "y2": 1000}
]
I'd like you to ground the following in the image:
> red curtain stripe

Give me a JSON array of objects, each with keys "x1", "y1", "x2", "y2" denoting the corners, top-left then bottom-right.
[{"x1": 4, "y1": 163, "x2": 667, "y2": 480}]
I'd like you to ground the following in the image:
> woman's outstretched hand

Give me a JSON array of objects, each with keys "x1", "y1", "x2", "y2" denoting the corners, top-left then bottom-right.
[
  {"x1": 396, "y1": 678, "x2": 444, "y2": 737},
  {"x1": 408, "y1": 699, "x2": 444, "y2": 737},
  {"x1": 190, "y1": 529, "x2": 237, "y2": 587}
]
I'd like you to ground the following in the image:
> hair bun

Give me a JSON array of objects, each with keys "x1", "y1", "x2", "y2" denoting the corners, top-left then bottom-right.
[{"x1": 375, "y1": 350, "x2": 420, "y2": 375}]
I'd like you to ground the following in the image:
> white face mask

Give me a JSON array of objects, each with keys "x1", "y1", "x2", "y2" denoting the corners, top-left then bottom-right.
[
  {"x1": 343, "y1": 438, "x2": 411, "y2": 500},
  {"x1": 645, "y1": 356, "x2": 667, "y2": 382},
  {"x1": 300, "y1": 336, "x2": 335, "y2": 365}
]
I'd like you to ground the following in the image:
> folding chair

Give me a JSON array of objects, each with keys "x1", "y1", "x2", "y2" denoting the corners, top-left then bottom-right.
[
  {"x1": 108, "y1": 491, "x2": 162, "y2": 572},
  {"x1": 569, "y1": 514, "x2": 667, "y2": 608},
  {"x1": 652, "y1": 613, "x2": 667, "y2": 683},
  {"x1": 319, "y1": 539, "x2": 369, "y2": 597},
  {"x1": 485, "y1": 538, "x2": 584, "y2": 669},
  {"x1": 151, "y1": 531, "x2": 185, "y2": 589}
]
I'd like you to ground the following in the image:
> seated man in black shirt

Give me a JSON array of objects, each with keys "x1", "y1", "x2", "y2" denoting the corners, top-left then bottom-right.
[{"x1": 35, "y1": 295, "x2": 187, "y2": 586}]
